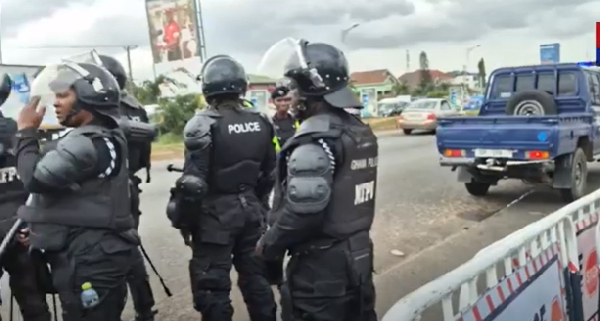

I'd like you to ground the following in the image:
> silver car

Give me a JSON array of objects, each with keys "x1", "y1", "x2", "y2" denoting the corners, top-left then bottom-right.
[{"x1": 396, "y1": 98, "x2": 459, "y2": 135}]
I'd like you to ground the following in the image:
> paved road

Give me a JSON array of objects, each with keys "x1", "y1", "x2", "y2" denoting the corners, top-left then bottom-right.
[{"x1": 4, "y1": 130, "x2": 600, "y2": 320}]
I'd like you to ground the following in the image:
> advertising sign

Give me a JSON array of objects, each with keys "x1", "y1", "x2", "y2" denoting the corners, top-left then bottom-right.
[
  {"x1": 577, "y1": 224, "x2": 599, "y2": 321},
  {"x1": 459, "y1": 255, "x2": 565, "y2": 321},
  {"x1": 540, "y1": 43, "x2": 561, "y2": 65},
  {"x1": 145, "y1": 0, "x2": 202, "y2": 80},
  {"x1": 0, "y1": 65, "x2": 63, "y2": 128},
  {"x1": 360, "y1": 89, "x2": 377, "y2": 118},
  {"x1": 450, "y1": 90, "x2": 457, "y2": 106}
]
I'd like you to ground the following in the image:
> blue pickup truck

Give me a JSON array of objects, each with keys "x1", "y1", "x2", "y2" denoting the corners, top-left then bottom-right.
[{"x1": 436, "y1": 63, "x2": 600, "y2": 202}]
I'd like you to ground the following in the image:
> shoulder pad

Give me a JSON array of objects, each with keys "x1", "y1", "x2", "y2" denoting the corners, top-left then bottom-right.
[
  {"x1": 285, "y1": 143, "x2": 334, "y2": 214},
  {"x1": 34, "y1": 134, "x2": 98, "y2": 188},
  {"x1": 294, "y1": 114, "x2": 334, "y2": 138},
  {"x1": 120, "y1": 92, "x2": 143, "y2": 109},
  {"x1": 183, "y1": 114, "x2": 215, "y2": 151},
  {"x1": 196, "y1": 108, "x2": 222, "y2": 118}
]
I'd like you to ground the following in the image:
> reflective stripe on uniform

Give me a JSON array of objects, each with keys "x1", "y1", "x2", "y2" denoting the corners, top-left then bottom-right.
[{"x1": 272, "y1": 136, "x2": 281, "y2": 152}]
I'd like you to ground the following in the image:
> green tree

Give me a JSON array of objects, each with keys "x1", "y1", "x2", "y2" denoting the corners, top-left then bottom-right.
[
  {"x1": 158, "y1": 94, "x2": 202, "y2": 136},
  {"x1": 131, "y1": 75, "x2": 166, "y2": 105},
  {"x1": 477, "y1": 58, "x2": 487, "y2": 88},
  {"x1": 437, "y1": 82, "x2": 450, "y2": 92},
  {"x1": 418, "y1": 51, "x2": 432, "y2": 91},
  {"x1": 392, "y1": 81, "x2": 410, "y2": 95}
]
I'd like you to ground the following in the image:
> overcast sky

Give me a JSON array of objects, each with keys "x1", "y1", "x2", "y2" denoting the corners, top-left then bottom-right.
[{"x1": 1, "y1": 0, "x2": 598, "y2": 82}]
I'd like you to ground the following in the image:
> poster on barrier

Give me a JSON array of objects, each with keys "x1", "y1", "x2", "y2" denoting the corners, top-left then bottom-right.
[
  {"x1": 459, "y1": 249, "x2": 566, "y2": 321},
  {"x1": 576, "y1": 223, "x2": 599, "y2": 321}
]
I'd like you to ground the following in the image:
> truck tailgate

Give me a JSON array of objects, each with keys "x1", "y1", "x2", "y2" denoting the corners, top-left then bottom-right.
[{"x1": 436, "y1": 116, "x2": 558, "y2": 158}]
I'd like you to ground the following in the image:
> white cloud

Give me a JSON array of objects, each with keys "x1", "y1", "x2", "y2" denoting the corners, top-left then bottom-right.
[{"x1": 0, "y1": 0, "x2": 598, "y2": 83}]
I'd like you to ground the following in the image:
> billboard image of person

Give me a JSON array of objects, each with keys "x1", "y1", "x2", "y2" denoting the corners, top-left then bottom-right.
[{"x1": 145, "y1": 0, "x2": 201, "y2": 75}]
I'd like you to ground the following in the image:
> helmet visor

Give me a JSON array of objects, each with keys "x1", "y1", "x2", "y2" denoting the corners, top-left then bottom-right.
[
  {"x1": 62, "y1": 49, "x2": 104, "y2": 66},
  {"x1": 31, "y1": 62, "x2": 89, "y2": 129},
  {"x1": 256, "y1": 38, "x2": 325, "y2": 89}
]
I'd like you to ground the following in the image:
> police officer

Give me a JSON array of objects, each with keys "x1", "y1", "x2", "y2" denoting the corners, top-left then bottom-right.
[
  {"x1": 270, "y1": 79, "x2": 299, "y2": 148},
  {"x1": 97, "y1": 54, "x2": 157, "y2": 321},
  {"x1": 0, "y1": 74, "x2": 52, "y2": 321},
  {"x1": 256, "y1": 40, "x2": 378, "y2": 321},
  {"x1": 168, "y1": 54, "x2": 276, "y2": 321},
  {"x1": 14, "y1": 61, "x2": 137, "y2": 321}
]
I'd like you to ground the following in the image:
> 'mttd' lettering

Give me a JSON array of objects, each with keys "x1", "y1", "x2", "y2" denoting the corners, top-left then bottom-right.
[
  {"x1": 0, "y1": 167, "x2": 19, "y2": 184},
  {"x1": 354, "y1": 180, "x2": 375, "y2": 205},
  {"x1": 228, "y1": 122, "x2": 261, "y2": 134}
]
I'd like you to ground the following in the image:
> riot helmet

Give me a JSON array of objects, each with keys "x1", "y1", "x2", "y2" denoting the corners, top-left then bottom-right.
[
  {"x1": 31, "y1": 61, "x2": 121, "y2": 127},
  {"x1": 98, "y1": 54, "x2": 128, "y2": 90},
  {"x1": 199, "y1": 55, "x2": 248, "y2": 98},
  {"x1": 64, "y1": 50, "x2": 128, "y2": 90},
  {"x1": 257, "y1": 38, "x2": 361, "y2": 110}
]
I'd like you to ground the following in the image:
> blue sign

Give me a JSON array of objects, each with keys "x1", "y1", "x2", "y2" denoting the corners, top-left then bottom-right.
[
  {"x1": 540, "y1": 43, "x2": 560, "y2": 65},
  {"x1": 12, "y1": 73, "x2": 30, "y2": 104},
  {"x1": 361, "y1": 93, "x2": 371, "y2": 117},
  {"x1": 361, "y1": 93, "x2": 369, "y2": 107},
  {"x1": 450, "y1": 90, "x2": 457, "y2": 105}
]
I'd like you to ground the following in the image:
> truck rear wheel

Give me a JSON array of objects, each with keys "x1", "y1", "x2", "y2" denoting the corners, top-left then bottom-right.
[
  {"x1": 403, "y1": 129, "x2": 413, "y2": 135},
  {"x1": 465, "y1": 181, "x2": 490, "y2": 196},
  {"x1": 558, "y1": 148, "x2": 588, "y2": 202}
]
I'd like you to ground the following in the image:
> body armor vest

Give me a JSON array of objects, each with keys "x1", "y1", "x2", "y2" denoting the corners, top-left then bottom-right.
[
  {"x1": 0, "y1": 117, "x2": 26, "y2": 230},
  {"x1": 273, "y1": 111, "x2": 378, "y2": 240},
  {"x1": 207, "y1": 103, "x2": 272, "y2": 194},
  {"x1": 119, "y1": 94, "x2": 151, "y2": 176},
  {"x1": 18, "y1": 125, "x2": 133, "y2": 247}
]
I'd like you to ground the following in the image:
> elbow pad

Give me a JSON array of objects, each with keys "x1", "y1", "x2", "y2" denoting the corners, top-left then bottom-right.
[
  {"x1": 285, "y1": 142, "x2": 334, "y2": 214},
  {"x1": 33, "y1": 135, "x2": 98, "y2": 189}
]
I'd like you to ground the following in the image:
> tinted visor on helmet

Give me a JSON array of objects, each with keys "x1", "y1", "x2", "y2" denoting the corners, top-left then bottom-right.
[{"x1": 256, "y1": 38, "x2": 361, "y2": 108}]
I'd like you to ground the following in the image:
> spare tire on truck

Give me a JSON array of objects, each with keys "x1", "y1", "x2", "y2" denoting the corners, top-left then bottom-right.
[{"x1": 505, "y1": 90, "x2": 557, "y2": 116}]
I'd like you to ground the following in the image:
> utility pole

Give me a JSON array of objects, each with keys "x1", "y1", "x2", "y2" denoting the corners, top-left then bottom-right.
[
  {"x1": 406, "y1": 50, "x2": 410, "y2": 73},
  {"x1": 124, "y1": 45, "x2": 138, "y2": 92}
]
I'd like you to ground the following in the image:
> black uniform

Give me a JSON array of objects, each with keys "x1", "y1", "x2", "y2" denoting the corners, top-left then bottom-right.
[
  {"x1": 168, "y1": 55, "x2": 276, "y2": 321},
  {"x1": 15, "y1": 62, "x2": 137, "y2": 321},
  {"x1": 270, "y1": 84, "x2": 297, "y2": 147},
  {"x1": 258, "y1": 41, "x2": 378, "y2": 321},
  {"x1": 0, "y1": 111, "x2": 51, "y2": 321},
  {"x1": 271, "y1": 114, "x2": 297, "y2": 148},
  {"x1": 99, "y1": 54, "x2": 157, "y2": 321}
]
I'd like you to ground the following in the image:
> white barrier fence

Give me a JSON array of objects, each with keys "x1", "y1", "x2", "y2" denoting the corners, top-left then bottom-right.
[{"x1": 381, "y1": 188, "x2": 600, "y2": 321}]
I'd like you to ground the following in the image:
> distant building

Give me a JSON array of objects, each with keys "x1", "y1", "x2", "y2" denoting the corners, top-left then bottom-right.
[
  {"x1": 448, "y1": 72, "x2": 483, "y2": 92},
  {"x1": 398, "y1": 70, "x2": 453, "y2": 89},
  {"x1": 350, "y1": 69, "x2": 400, "y2": 98}
]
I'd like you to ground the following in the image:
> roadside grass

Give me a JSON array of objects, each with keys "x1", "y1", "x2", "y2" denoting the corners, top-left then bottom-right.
[{"x1": 151, "y1": 117, "x2": 399, "y2": 161}]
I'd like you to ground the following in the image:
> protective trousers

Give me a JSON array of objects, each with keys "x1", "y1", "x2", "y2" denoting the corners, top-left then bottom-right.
[
  {"x1": 188, "y1": 193, "x2": 276, "y2": 321},
  {"x1": 45, "y1": 230, "x2": 135, "y2": 321},
  {"x1": 127, "y1": 182, "x2": 156, "y2": 321},
  {"x1": 0, "y1": 243, "x2": 51, "y2": 321},
  {"x1": 280, "y1": 233, "x2": 377, "y2": 321}
]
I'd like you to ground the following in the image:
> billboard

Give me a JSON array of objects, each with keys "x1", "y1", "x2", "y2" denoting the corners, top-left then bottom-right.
[
  {"x1": 540, "y1": 43, "x2": 560, "y2": 65},
  {"x1": 145, "y1": 0, "x2": 202, "y2": 79}
]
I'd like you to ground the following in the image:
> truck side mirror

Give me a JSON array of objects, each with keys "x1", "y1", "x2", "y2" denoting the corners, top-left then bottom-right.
[{"x1": 0, "y1": 74, "x2": 12, "y2": 107}]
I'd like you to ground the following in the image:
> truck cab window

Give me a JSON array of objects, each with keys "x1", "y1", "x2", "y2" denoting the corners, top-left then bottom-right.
[
  {"x1": 515, "y1": 74, "x2": 534, "y2": 92},
  {"x1": 537, "y1": 72, "x2": 554, "y2": 94},
  {"x1": 490, "y1": 75, "x2": 512, "y2": 99},
  {"x1": 557, "y1": 72, "x2": 576, "y2": 96}
]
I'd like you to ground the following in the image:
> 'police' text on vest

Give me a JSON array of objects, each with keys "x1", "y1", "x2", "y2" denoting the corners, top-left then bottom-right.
[
  {"x1": 0, "y1": 167, "x2": 19, "y2": 184},
  {"x1": 228, "y1": 122, "x2": 261, "y2": 134},
  {"x1": 354, "y1": 181, "x2": 375, "y2": 205}
]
